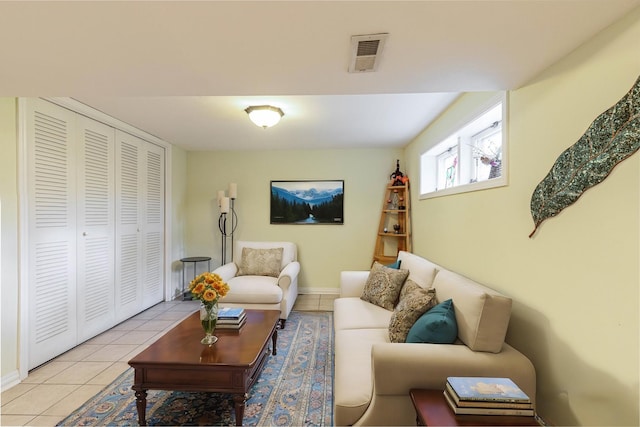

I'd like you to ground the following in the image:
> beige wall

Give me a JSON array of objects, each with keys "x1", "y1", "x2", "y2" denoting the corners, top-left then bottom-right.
[
  {"x1": 0, "y1": 98, "x2": 19, "y2": 385},
  {"x1": 185, "y1": 148, "x2": 402, "y2": 291},
  {"x1": 405, "y1": 10, "x2": 639, "y2": 426}
]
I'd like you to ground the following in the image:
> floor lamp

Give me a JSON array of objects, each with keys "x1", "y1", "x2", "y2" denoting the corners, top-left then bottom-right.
[{"x1": 217, "y1": 184, "x2": 238, "y2": 265}]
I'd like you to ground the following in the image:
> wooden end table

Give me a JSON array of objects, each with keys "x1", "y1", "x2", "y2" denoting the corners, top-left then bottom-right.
[
  {"x1": 128, "y1": 309, "x2": 280, "y2": 426},
  {"x1": 410, "y1": 389, "x2": 541, "y2": 426}
]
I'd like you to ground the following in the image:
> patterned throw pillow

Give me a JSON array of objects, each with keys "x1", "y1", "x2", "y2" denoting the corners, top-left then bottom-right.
[
  {"x1": 237, "y1": 247, "x2": 283, "y2": 277},
  {"x1": 360, "y1": 262, "x2": 409, "y2": 310},
  {"x1": 388, "y1": 284, "x2": 437, "y2": 343},
  {"x1": 398, "y1": 277, "x2": 421, "y2": 301}
]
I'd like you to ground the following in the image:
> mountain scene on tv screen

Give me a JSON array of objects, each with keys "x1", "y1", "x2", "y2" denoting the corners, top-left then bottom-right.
[{"x1": 271, "y1": 184, "x2": 343, "y2": 224}]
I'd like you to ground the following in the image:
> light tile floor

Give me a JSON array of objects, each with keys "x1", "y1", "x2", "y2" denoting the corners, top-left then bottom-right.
[{"x1": 1, "y1": 294, "x2": 337, "y2": 427}]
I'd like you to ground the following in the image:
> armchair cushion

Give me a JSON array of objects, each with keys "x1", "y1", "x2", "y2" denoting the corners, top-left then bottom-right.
[
  {"x1": 223, "y1": 276, "x2": 283, "y2": 304},
  {"x1": 234, "y1": 241, "x2": 296, "y2": 268},
  {"x1": 237, "y1": 247, "x2": 283, "y2": 277}
]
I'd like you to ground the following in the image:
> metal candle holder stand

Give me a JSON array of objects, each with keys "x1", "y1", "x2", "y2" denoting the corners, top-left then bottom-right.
[{"x1": 218, "y1": 198, "x2": 238, "y2": 265}]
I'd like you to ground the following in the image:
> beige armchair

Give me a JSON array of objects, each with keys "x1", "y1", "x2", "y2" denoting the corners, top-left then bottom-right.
[{"x1": 212, "y1": 241, "x2": 300, "y2": 328}]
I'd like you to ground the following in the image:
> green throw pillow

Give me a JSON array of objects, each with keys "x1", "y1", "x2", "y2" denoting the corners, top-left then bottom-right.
[
  {"x1": 385, "y1": 259, "x2": 402, "y2": 269},
  {"x1": 406, "y1": 299, "x2": 458, "y2": 344}
]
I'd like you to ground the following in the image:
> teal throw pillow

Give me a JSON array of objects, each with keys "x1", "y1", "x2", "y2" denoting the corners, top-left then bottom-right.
[
  {"x1": 386, "y1": 259, "x2": 402, "y2": 269},
  {"x1": 406, "y1": 299, "x2": 458, "y2": 344}
]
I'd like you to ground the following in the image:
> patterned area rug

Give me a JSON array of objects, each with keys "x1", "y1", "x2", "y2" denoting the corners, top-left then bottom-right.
[{"x1": 57, "y1": 311, "x2": 333, "y2": 426}]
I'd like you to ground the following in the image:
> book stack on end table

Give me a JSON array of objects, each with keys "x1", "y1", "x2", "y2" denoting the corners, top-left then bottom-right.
[
  {"x1": 444, "y1": 377, "x2": 534, "y2": 417},
  {"x1": 217, "y1": 307, "x2": 247, "y2": 330}
]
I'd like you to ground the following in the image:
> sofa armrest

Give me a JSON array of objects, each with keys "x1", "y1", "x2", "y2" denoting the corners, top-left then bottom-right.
[
  {"x1": 278, "y1": 261, "x2": 301, "y2": 291},
  {"x1": 340, "y1": 271, "x2": 370, "y2": 297},
  {"x1": 370, "y1": 342, "x2": 536, "y2": 404},
  {"x1": 212, "y1": 262, "x2": 238, "y2": 282}
]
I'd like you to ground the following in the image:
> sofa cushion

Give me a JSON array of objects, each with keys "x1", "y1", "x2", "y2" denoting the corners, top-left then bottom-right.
[
  {"x1": 360, "y1": 262, "x2": 409, "y2": 310},
  {"x1": 237, "y1": 247, "x2": 283, "y2": 277},
  {"x1": 397, "y1": 251, "x2": 439, "y2": 288},
  {"x1": 334, "y1": 297, "x2": 393, "y2": 331},
  {"x1": 406, "y1": 298, "x2": 458, "y2": 344},
  {"x1": 388, "y1": 283, "x2": 436, "y2": 343},
  {"x1": 223, "y1": 276, "x2": 283, "y2": 304},
  {"x1": 433, "y1": 269, "x2": 512, "y2": 353}
]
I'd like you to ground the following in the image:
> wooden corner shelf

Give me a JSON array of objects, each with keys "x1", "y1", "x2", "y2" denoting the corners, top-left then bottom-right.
[{"x1": 373, "y1": 182, "x2": 412, "y2": 265}]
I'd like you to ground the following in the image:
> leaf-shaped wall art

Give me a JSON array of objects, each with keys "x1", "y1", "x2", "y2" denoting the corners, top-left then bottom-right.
[{"x1": 529, "y1": 74, "x2": 640, "y2": 238}]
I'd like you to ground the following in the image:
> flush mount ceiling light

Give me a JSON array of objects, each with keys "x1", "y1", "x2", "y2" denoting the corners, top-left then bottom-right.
[{"x1": 244, "y1": 105, "x2": 284, "y2": 128}]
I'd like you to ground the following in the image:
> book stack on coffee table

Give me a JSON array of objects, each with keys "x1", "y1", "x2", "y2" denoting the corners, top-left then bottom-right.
[
  {"x1": 217, "y1": 307, "x2": 247, "y2": 330},
  {"x1": 444, "y1": 377, "x2": 534, "y2": 417}
]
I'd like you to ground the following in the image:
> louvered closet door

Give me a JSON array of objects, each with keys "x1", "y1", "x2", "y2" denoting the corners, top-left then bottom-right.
[
  {"x1": 115, "y1": 131, "x2": 144, "y2": 322},
  {"x1": 26, "y1": 99, "x2": 78, "y2": 369},
  {"x1": 76, "y1": 116, "x2": 116, "y2": 341},
  {"x1": 141, "y1": 142, "x2": 165, "y2": 308}
]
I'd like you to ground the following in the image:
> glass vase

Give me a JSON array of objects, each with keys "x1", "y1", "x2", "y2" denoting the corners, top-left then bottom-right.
[{"x1": 200, "y1": 302, "x2": 218, "y2": 345}]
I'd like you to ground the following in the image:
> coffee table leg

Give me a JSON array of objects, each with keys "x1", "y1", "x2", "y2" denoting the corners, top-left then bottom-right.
[
  {"x1": 233, "y1": 393, "x2": 247, "y2": 426},
  {"x1": 271, "y1": 329, "x2": 277, "y2": 355},
  {"x1": 134, "y1": 388, "x2": 148, "y2": 426}
]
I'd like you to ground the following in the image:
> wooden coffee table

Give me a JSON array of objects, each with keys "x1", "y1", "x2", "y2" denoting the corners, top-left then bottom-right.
[{"x1": 128, "y1": 309, "x2": 280, "y2": 426}]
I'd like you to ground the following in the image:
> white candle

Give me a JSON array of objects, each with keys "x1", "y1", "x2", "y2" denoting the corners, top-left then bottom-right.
[
  {"x1": 229, "y1": 183, "x2": 237, "y2": 199},
  {"x1": 217, "y1": 190, "x2": 225, "y2": 206},
  {"x1": 221, "y1": 197, "x2": 230, "y2": 213}
]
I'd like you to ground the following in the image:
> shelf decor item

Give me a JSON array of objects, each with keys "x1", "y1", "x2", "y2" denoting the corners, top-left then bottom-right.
[
  {"x1": 529, "y1": 74, "x2": 640, "y2": 238},
  {"x1": 188, "y1": 272, "x2": 230, "y2": 345}
]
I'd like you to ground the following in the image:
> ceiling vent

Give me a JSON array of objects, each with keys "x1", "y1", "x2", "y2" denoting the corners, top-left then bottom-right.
[{"x1": 348, "y1": 33, "x2": 389, "y2": 73}]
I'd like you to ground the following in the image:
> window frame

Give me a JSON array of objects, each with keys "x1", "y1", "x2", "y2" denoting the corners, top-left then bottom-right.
[{"x1": 420, "y1": 92, "x2": 508, "y2": 199}]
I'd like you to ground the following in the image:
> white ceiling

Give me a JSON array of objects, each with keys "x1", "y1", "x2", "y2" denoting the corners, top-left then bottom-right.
[{"x1": 1, "y1": 0, "x2": 638, "y2": 151}]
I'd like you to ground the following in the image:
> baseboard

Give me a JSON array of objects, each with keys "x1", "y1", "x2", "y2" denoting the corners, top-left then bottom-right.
[
  {"x1": 298, "y1": 287, "x2": 340, "y2": 295},
  {"x1": 1, "y1": 370, "x2": 21, "y2": 392}
]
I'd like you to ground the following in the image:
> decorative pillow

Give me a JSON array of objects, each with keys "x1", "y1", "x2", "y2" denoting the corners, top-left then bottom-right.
[
  {"x1": 386, "y1": 259, "x2": 402, "y2": 269},
  {"x1": 388, "y1": 285, "x2": 436, "y2": 343},
  {"x1": 399, "y1": 277, "x2": 421, "y2": 301},
  {"x1": 406, "y1": 299, "x2": 458, "y2": 344},
  {"x1": 360, "y1": 262, "x2": 409, "y2": 310},
  {"x1": 237, "y1": 247, "x2": 283, "y2": 277}
]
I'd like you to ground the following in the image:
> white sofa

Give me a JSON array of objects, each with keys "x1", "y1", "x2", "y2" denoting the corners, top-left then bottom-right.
[
  {"x1": 213, "y1": 241, "x2": 300, "y2": 328},
  {"x1": 333, "y1": 251, "x2": 536, "y2": 426}
]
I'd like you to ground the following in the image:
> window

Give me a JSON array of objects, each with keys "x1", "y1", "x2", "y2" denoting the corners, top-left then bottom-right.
[
  {"x1": 437, "y1": 145, "x2": 458, "y2": 190},
  {"x1": 420, "y1": 94, "x2": 507, "y2": 198}
]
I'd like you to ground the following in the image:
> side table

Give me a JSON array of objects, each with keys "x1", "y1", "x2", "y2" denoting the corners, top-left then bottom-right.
[
  {"x1": 409, "y1": 389, "x2": 542, "y2": 426},
  {"x1": 180, "y1": 256, "x2": 212, "y2": 299}
]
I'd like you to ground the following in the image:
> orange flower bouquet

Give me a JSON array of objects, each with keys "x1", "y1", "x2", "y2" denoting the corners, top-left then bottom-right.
[{"x1": 189, "y1": 272, "x2": 230, "y2": 304}]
